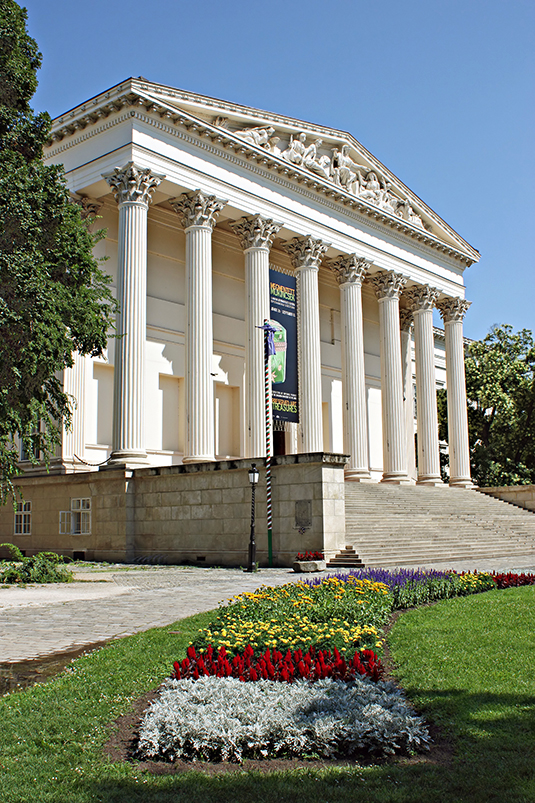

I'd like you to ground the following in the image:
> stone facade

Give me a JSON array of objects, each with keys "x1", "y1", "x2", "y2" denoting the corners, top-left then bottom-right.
[
  {"x1": 478, "y1": 486, "x2": 535, "y2": 513},
  {"x1": 3, "y1": 79, "x2": 479, "y2": 562},
  {"x1": 0, "y1": 455, "x2": 347, "y2": 566}
]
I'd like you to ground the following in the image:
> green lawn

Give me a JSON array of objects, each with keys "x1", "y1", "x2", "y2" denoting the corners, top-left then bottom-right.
[{"x1": 1, "y1": 588, "x2": 534, "y2": 803}]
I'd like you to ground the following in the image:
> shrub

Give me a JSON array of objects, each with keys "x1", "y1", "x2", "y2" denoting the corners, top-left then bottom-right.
[{"x1": 0, "y1": 543, "x2": 73, "y2": 584}]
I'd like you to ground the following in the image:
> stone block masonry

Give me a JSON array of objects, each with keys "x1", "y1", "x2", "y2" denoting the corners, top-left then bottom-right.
[
  {"x1": 0, "y1": 453, "x2": 348, "y2": 567},
  {"x1": 478, "y1": 485, "x2": 535, "y2": 513}
]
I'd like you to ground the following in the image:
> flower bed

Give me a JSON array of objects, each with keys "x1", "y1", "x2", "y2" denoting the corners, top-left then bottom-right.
[
  {"x1": 305, "y1": 568, "x2": 496, "y2": 609},
  {"x1": 173, "y1": 644, "x2": 383, "y2": 683},
  {"x1": 137, "y1": 676, "x2": 429, "y2": 762},
  {"x1": 194, "y1": 576, "x2": 392, "y2": 656},
  {"x1": 295, "y1": 551, "x2": 324, "y2": 561},
  {"x1": 140, "y1": 568, "x2": 528, "y2": 763},
  {"x1": 491, "y1": 571, "x2": 535, "y2": 589}
]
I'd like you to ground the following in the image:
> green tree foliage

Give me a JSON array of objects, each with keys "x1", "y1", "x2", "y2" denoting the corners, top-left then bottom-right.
[
  {"x1": 438, "y1": 325, "x2": 535, "y2": 487},
  {"x1": 0, "y1": 0, "x2": 117, "y2": 502}
]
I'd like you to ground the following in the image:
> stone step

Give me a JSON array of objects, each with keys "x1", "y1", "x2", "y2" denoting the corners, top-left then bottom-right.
[
  {"x1": 326, "y1": 545, "x2": 365, "y2": 569},
  {"x1": 343, "y1": 482, "x2": 535, "y2": 567}
]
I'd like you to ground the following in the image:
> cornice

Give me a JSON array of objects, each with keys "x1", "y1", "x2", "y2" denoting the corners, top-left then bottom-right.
[{"x1": 45, "y1": 83, "x2": 478, "y2": 266}]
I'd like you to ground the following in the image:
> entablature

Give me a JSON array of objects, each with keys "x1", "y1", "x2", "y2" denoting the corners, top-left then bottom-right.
[{"x1": 45, "y1": 79, "x2": 479, "y2": 269}]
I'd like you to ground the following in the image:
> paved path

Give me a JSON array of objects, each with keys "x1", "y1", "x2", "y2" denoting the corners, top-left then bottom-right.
[
  {"x1": 2, "y1": 558, "x2": 534, "y2": 664},
  {"x1": 0, "y1": 566, "x2": 296, "y2": 662}
]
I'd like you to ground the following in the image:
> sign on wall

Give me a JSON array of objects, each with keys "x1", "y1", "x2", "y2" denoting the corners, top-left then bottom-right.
[{"x1": 269, "y1": 268, "x2": 299, "y2": 423}]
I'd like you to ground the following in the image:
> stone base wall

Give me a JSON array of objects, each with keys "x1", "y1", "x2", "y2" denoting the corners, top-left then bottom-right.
[
  {"x1": 0, "y1": 453, "x2": 347, "y2": 567},
  {"x1": 477, "y1": 485, "x2": 535, "y2": 513}
]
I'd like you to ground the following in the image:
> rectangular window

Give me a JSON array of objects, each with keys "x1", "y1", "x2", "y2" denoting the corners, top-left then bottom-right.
[
  {"x1": 14, "y1": 501, "x2": 31, "y2": 535},
  {"x1": 59, "y1": 498, "x2": 91, "y2": 535}
]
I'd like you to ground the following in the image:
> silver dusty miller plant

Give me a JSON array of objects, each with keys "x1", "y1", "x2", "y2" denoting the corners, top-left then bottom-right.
[{"x1": 137, "y1": 676, "x2": 430, "y2": 762}]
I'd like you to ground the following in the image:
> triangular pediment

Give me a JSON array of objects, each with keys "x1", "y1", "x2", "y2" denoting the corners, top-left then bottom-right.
[{"x1": 47, "y1": 78, "x2": 479, "y2": 265}]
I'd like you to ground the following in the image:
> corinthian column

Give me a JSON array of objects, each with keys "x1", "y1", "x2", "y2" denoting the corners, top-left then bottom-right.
[
  {"x1": 170, "y1": 190, "x2": 226, "y2": 462},
  {"x1": 284, "y1": 236, "x2": 329, "y2": 453},
  {"x1": 326, "y1": 254, "x2": 371, "y2": 480},
  {"x1": 369, "y1": 271, "x2": 410, "y2": 483},
  {"x1": 437, "y1": 297, "x2": 473, "y2": 487},
  {"x1": 406, "y1": 285, "x2": 442, "y2": 485},
  {"x1": 230, "y1": 215, "x2": 281, "y2": 458},
  {"x1": 399, "y1": 309, "x2": 417, "y2": 482},
  {"x1": 104, "y1": 162, "x2": 164, "y2": 465}
]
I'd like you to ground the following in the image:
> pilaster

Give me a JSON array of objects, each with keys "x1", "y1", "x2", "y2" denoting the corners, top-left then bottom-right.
[
  {"x1": 326, "y1": 254, "x2": 371, "y2": 481},
  {"x1": 170, "y1": 190, "x2": 226, "y2": 462},
  {"x1": 103, "y1": 162, "x2": 164, "y2": 466},
  {"x1": 62, "y1": 353, "x2": 89, "y2": 471},
  {"x1": 283, "y1": 236, "x2": 329, "y2": 453}
]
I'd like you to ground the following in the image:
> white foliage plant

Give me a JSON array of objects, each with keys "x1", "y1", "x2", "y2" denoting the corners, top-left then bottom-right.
[{"x1": 137, "y1": 676, "x2": 430, "y2": 762}]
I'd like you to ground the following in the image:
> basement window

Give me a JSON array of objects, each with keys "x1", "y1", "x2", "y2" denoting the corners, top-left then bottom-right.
[
  {"x1": 59, "y1": 498, "x2": 91, "y2": 535},
  {"x1": 14, "y1": 501, "x2": 32, "y2": 535}
]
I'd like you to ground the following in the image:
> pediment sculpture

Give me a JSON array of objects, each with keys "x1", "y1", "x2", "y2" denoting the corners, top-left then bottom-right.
[{"x1": 232, "y1": 125, "x2": 430, "y2": 231}]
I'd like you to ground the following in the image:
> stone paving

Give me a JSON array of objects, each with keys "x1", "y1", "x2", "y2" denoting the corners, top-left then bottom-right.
[
  {"x1": 2, "y1": 558, "x2": 535, "y2": 664},
  {"x1": 0, "y1": 566, "x2": 296, "y2": 662}
]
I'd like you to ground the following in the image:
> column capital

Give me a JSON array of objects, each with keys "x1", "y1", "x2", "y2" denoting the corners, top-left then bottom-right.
[
  {"x1": 103, "y1": 162, "x2": 164, "y2": 206},
  {"x1": 325, "y1": 254, "x2": 371, "y2": 286},
  {"x1": 230, "y1": 215, "x2": 281, "y2": 250},
  {"x1": 369, "y1": 270, "x2": 407, "y2": 300},
  {"x1": 437, "y1": 296, "x2": 471, "y2": 323},
  {"x1": 399, "y1": 308, "x2": 414, "y2": 332},
  {"x1": 70, "y1": 193, "x2": 103, "y2": 220},
  {"x1": 405, "y1": 284, "x2": 440, "y2": 312},
  {"x1": 283, "y1": 235, "x2": 329, "y2": 270},
  {"x1": 169, "y1": 189, "x2": 226, "y2": 231}
]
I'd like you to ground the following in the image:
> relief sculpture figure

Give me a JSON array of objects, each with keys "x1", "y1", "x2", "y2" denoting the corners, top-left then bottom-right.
[
  {"x1": 281, "y1": 132, "x2": 308, "y2": 166},
  {"x1": 331, "y1": 145, "x2": 368, "y2": 194},
  {"x1": 233, "y1": 122, "x2": 429, "y2": 230},
  {"x1": 303, "y1": 138, "x2": 332, "y2": 180},
  {"x1": 359, "y1": 171, "x2": 388, "y2": 205},
  {"x1": 235, "y1": 125, "x2": 276, "y2": 148}
]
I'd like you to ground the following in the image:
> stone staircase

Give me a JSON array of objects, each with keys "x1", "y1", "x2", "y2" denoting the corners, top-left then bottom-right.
[
  {"x1": 338, "y1": 483, "x2": 535, "y2": 568},
  {"x1": 326, "y1": 545, "x2": 365, "y2": 569}
]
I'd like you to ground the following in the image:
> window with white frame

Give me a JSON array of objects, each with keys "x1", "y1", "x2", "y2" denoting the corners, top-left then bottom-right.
[
  {"x1": 59, "y1": 498, "x2": 91, "y2": 535},
  {"x1": 14, "y1": 501, "x2": 31, "y2": 535}
]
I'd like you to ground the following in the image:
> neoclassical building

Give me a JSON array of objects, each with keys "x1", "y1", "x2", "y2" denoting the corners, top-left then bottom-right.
[{"x1": 0, "y1": 79, "x2": 478, "y2": 564}]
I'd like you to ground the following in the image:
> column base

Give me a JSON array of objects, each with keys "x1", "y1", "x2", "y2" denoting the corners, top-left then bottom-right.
[
  {"x1": 107, "y1": 450, "x2": 149, "y2": 468},
  {"x1": 345, "y1": 468, "x2": 372, "y2": 482},
  {"x1": 381, "y1": 473, "x2": 413, "y2": 485},
  {"x1": 182, "y1": 455, "x2": 215, "y2": 464},
  {"x1": 449, "y1": 478, "x2": 475, "y2": 489},
  {"x1": 416, "y1": 476, "x2": 445, "y2": 486}
]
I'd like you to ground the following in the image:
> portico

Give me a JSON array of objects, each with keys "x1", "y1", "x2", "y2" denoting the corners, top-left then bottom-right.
[{"x1": 2, "y1": 78, "x2": 481, "y2": 563}]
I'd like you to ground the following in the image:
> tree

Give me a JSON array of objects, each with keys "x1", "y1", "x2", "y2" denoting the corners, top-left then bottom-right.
[
  {"x1": 438, "y1": 325, "x2": 535, "y2": 487},
  {"x1": 0, "y1": 0, "x2": 117, "y2": 502}
]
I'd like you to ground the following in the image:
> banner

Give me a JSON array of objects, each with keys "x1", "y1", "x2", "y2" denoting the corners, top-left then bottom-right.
[{"x1": 269, "y1": 269, "x2": 299, "y2": 423}]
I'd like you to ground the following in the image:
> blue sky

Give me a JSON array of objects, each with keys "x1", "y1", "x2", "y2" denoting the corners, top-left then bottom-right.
[{"x1": 22, "y1": 0, "x2": 534, "y2": 340}]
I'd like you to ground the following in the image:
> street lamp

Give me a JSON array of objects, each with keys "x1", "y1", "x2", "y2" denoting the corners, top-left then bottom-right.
[{"x1": 247, "y1": 463, "x2": 260, "y2": 572}]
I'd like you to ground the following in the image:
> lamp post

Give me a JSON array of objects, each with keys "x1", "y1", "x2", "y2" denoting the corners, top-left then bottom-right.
[{"x1": 247, "y1": 463, "x2": 259, "y2": 572}]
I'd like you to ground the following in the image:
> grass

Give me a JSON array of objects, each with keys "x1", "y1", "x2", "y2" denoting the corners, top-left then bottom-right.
[{"x1": 0, "y1": 588, "x2": 534, "y2": 802}]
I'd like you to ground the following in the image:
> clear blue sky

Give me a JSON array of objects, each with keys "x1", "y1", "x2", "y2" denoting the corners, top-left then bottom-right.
[{"x1": 22, "y1": 0, "x2": 534, "y2": 340}]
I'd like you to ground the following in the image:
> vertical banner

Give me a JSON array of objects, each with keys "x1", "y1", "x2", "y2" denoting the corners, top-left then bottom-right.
[{"x1": 269, "y1": 268, "x2": 299, "y2": 423}]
